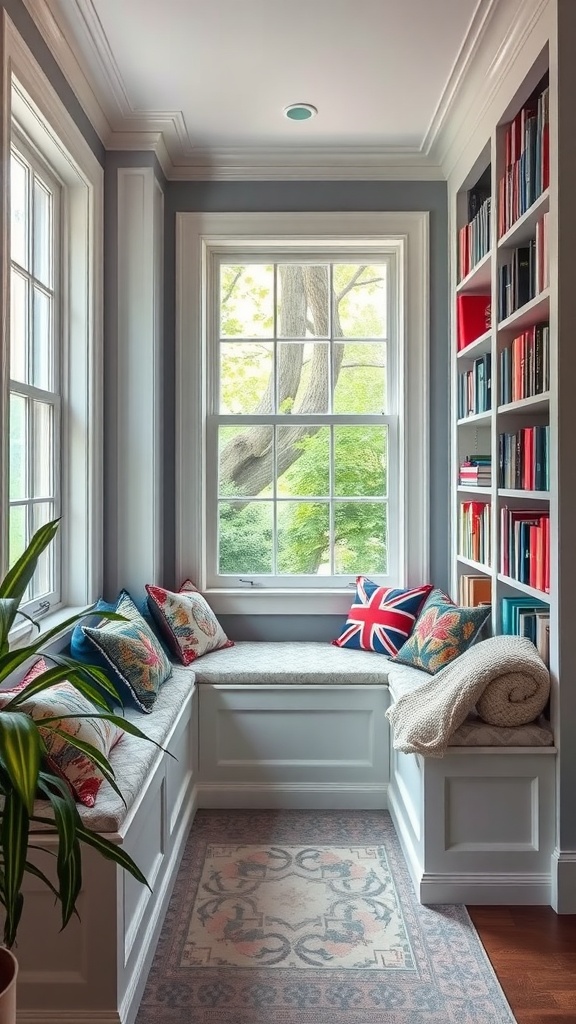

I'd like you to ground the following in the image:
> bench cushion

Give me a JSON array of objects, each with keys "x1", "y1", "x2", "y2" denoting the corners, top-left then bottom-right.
[
  {"x1": 192, "y1": 641, "x2": 390, "y2": 685},
  {"x1": 73, "y1": 665, "x2": 195, "y2": 833}
]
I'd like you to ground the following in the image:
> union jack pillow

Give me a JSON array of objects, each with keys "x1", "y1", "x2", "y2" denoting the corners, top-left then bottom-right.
[{"x1": 332, "y1": 577, "x2": 433, "y2": 656}]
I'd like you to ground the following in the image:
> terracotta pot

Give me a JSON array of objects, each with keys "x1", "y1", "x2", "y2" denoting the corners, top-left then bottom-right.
[{"x1": 0, "y1": 948, "x2": 17, "y2": 1024}]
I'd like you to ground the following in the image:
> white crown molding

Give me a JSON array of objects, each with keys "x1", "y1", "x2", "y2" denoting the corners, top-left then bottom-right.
[
  {"x1": 20, "y1": 0, "x2": 111, "y2": 143},
  {"x1": 430, "y1": 0, "x2": 551, "y2": 179},
  {"x1": 422, "y1": 0, "x2": 499, "y2": 154},
  {"x1": 166, "y1": 147, "x2": 444, "y2": 182}
]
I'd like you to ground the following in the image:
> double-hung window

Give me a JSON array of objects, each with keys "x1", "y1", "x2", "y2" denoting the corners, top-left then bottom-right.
[
  {"x1": 9, "y1": 137, "x2": 61, "y2": 612},
  {"x1": 177, "y1": 212, "x2": 428, "y2": 615},
  {"x1": 1, "y1": 19, "x2": 103, "y2": 636},
  {"x1": 211, "y1": 255, "x2": 397, "y2": 585}
]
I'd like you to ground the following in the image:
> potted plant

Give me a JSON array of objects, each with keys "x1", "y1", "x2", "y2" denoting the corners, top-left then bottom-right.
[{"x1": 0, "y1": 519, "x2": 152, "y2": 1022}]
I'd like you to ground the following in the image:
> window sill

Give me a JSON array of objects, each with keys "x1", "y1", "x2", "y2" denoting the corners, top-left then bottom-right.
[
  {"x1": 203, "y1": 589, "x2": 355, "y2": 616},
  {"x1": 9, "y1": 605, "x2": 89, "y2": 651}
]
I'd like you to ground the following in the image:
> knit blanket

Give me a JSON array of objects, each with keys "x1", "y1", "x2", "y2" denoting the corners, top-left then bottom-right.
[{"x1": 386, "y1": 634, "x2": 550, "y2": 757}]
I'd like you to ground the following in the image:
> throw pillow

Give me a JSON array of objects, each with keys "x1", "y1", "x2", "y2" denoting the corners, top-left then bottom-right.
[
  {"x1": 146, "y1": 580, "x2": 234, "y2": 665},
  {"x1": 390, "y1": 588, "x2": 490, "y2": 674},
  {"x1": 82, "y1": 591, "x2": 172, "y2": 713},
  {"x1": 0, "y1": 658, "x2": 124, "y2": 807},
  {"x1": 332, "y1": 577, "x2": 434, "y2": 656}
]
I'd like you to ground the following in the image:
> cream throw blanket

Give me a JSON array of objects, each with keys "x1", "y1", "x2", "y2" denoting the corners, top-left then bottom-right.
[{"x1": 386, "y1": 635, "x2": 550, "y2": 757}]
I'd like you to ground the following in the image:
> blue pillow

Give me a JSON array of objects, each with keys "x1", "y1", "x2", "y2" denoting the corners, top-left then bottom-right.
[{"x1": 70, "y1": 597, "x2": 117, "y2": 666}]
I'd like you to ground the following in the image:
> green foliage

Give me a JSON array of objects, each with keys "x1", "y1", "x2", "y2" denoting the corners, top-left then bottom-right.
[
  {"x1": 218, "y1": 264, "x2": 389, "y2": 576},
  {"x1": 0, "y1": 520, "x2": 152, "y2": 947}
]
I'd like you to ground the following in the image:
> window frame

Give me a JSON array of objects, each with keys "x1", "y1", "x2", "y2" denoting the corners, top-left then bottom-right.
[
  {"x1": 206, "y1": 250, "x2": 399, "y2": 588},
  {"x1": 176, "y1": 211, "x2": 429, "y2": 616},
  {"x1": 9, "y1": 132, "x2": 63, "y2": 613},
  {"x1": 0, "y1": 12, "x2": 104, "y2": 639}
]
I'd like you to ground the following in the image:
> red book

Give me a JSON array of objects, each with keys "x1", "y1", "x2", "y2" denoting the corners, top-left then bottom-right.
[{"x1": 456, "y1": 293, "x2": 491, "y2": 350}]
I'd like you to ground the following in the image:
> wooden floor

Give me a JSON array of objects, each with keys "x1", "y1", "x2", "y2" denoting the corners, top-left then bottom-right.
[{"x1": 468, "y1": 906, "x2": 576, "y2": 1023}]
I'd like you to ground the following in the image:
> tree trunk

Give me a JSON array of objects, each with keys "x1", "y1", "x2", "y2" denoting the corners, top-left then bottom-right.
[{"x1": 220, "y1": 265, "x2": 344, "y2": 496}]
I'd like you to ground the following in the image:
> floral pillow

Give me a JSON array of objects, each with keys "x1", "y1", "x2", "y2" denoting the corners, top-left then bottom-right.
[
  {"x1": 82, "y1": 590, "x2": 172, "y2": 713},
  {"x1": 0, "y1": 658, "x2": 124, "y2": 807},
  {"x1": 332, "y1": 577, "x2": 433, "y2": 656},
  {"x1": 390, "y1": 588, "x2": 490, "y2": 674},
  {"x1": 146, "y1": 580, "x2": 234, "y2": 665}
]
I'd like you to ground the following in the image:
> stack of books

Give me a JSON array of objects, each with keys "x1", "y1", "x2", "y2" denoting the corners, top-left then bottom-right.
[
  {"x1": 499, "y1": 322, "x2": 550, "y2": 404},
  {"x1": 497, "y1": 80, "x2": 549, "y2": 237},
  {"x1": 500, "y1": 506, "x2": 550, "y2": 591},
  {"x1": 459, "y1": 456, "x2": 492, "y2": 487},
  {"x1": 459, "y1": 500, "x2": 491, "y2": 565}
]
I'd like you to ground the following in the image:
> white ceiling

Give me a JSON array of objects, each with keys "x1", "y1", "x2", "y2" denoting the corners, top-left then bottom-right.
[{"x1": 35, "y1": 0, "x2": 495, "y2": 176}]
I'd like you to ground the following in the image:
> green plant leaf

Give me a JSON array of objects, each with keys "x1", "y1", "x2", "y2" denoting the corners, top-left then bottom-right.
[
  {"x1": 24, "y1": 860, "x2": 62, "y2": 904},
  {"x1": 0, "y1": 519, "x2": 60, "y2": 603},
  {"x1": 74, "y1": 824, "x2": 149, "y2": 889},
  {"x1": 0, "y1": 598, "x2": 19, "y2": 656},
  {"x1": 0, "y1": 662, "x2": 118, "y2": 713},
  {"x1": 0, "y1": 713, "x2": 41, "y2": 814},
  {"x1": 1, "y1": 790, "x2": 29, "y2": 946},
  {"x1": 49, "y1": 729, "x2": 126, "y2": 804},
  {"x1": 36, "y1": 777, "x2": 76, "y2": 867}
]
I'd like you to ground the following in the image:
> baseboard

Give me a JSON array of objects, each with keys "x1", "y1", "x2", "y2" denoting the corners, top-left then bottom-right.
[
  {"x1": 17, "y1": 1015, "x2": 119, "y2": 1023},
  {"x1": 196, "y1": 782, "x2": 388, "y2": 809},
  {"x1": 550, "y1": 848, "x2": 576, "y2": 912},
  {"x1": 120, "y1": 782, "x2": 199, "y2": 1024},
  {"x1": 387, "y1": 783, "x2": 422, "y2": 894},
  {"x1": 418, "y1": 871, "x2": 551, "y2": 905}
]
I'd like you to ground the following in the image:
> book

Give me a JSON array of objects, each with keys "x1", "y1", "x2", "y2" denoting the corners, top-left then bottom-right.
[{"x1": 457, "y1": 293, "x2": 491, "y2": 350}]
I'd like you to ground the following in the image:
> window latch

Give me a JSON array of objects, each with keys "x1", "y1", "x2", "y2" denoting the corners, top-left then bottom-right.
[
  {"x1": 239, "y1": 578, "x2": 256, "y2": 587},
  {"x1": 37, "y1": 600, "x2": 50, "y2": 615}
]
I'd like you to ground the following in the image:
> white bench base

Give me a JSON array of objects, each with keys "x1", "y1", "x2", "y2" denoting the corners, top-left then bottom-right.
[{"x1": 16, "y1": 685, "x2": 199, "y2": 1024}]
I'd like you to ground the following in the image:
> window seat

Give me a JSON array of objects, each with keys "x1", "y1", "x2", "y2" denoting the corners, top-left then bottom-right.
[{"x1": 15, "y1": 640, "x2": 556, "y2": 1023}]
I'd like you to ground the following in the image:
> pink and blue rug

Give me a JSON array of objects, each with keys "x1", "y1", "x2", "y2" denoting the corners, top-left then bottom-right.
[{"x1": 135, "y1": 809, "x2": 516, "y2": 1023}]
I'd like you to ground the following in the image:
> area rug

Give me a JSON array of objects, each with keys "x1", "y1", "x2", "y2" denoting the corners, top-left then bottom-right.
[{"x1": 135, "y1": 810, "x2": 516, "y2": 1024}]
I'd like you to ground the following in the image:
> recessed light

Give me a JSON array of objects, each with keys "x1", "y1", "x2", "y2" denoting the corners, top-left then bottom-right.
[{"x1": 283, "y1": 103, "x2": 318, "y2": 121}]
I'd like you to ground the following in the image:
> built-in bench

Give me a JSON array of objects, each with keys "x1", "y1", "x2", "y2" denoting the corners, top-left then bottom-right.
[{"x1": 15, "y1": 640, "x2": 556, "y2": 1023}]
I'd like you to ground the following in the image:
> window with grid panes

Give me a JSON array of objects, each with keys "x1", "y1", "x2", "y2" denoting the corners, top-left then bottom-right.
[
  {"x1": 207, "y1": 253, "x2": 399, "y2": 588},
  {"x1": 9, "y1": 138, "x2": 61, "y2": 612}
]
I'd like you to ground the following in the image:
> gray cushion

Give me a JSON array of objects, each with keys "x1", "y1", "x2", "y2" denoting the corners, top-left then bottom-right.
[{"x1": 192, "y1": 641, "x2": 390, "y2": 685}]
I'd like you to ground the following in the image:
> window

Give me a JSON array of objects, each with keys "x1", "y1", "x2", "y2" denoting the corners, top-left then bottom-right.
[
  {"x1": 9, "y1": 138, "x2": 61, "y2": 611},
  {"x1": 1, "y1": 16, "x2": 103, "y2": 633},
  {"x1": 177, "y1": 212, "x2": 428, "y2": 615},
  {"x1": 211, "y1": 257, "x2": 396, "y2": 586}
]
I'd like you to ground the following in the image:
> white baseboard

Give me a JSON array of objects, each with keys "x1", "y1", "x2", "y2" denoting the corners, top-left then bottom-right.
[
  {"x1": 418, "y1": 871, "x2": 552, "y2": 905},
  {"x1": 550, "y1": 848, "x2": 576, "y2": 912},
  {"x1": 120, "y1": 783, "x2": 198, "y2": 1024},
  {"x1": 387, "y1": 783, "x2": 422, "y2": 892},
  {"x1": 197, "y1": 782, "x2": 388, "y2": 809}
]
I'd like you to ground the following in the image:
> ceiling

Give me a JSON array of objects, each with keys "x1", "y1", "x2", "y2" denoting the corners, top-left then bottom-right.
[{"x1": 31, "y1": 0, "x2": 496, "y2": 177}]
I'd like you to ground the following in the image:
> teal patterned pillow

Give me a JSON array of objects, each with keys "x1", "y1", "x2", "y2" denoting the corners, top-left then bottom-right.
[
  {"x1": 390, "y1": 588, "x2": 490, "y2": 675},
  {"x1": 82, "y1": 591, "x2": 172, "y2": 712}
]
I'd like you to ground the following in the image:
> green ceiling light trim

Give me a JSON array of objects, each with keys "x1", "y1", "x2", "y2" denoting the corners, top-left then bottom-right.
[{"x1": 283, "y1": 103, "x2": 318, "y2": 121}]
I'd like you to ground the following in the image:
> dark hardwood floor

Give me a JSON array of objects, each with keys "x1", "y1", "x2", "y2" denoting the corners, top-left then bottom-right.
[{"x1": 468, "y1": 906, "x2": 576, "y2": 1022}]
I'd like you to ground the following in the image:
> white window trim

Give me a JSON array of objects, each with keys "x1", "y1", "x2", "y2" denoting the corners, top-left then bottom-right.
[
  {"x1": 1, "y1": 12, "x2": 103, "y2": 639},
  {"x1": 176, "y1": 211, "x2": 429, "y2": 616}
]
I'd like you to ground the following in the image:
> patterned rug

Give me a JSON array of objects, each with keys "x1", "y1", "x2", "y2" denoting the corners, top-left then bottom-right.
[{"x1": 135, "y1": 810, "x2": 516, "y2": 1024}]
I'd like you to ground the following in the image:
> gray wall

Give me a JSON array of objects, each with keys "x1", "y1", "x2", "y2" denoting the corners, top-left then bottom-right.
[{"x1": 163, "y1": 181, "x2": 449, "y2": 641}]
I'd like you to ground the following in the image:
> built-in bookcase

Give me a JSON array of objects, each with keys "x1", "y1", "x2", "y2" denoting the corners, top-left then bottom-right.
[{"x1": 452, "y1": 58, "x2": 550, "y2": 660}]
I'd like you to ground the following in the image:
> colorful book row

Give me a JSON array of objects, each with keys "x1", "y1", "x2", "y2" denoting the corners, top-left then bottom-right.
[
  {"x1": 498, "y1": 425, "x2": 549, "y2": 491},
  {"x1": 497, "y1": 217, "x2": 547, "y2": 321},
  {"x1": 459, "y1": 501, "x2": 491, "y2": 565},
  {"x1": 497, "y1": 81, "x2": 549, "y2": 238},
  {"x1": 499, "y1": 323, "x2": 550, "y2": 404},
  {"x1": 501, "y1": 596, "x2": 549, "y2": 665},
  {"x1": 459, "y1": 573, "x2": 491, "y2": 607},
  {"x1": 458, "y1": 195, "x2": 491, "y2": 282},
  {"x1": 500, "y1": 506, "x2": 550, "y2": 592},
  {"x1": 458, "y1": 354, "x2": 492, "y2": 417}
]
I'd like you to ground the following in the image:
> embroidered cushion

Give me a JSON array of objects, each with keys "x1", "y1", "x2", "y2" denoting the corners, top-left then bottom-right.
[
  {"x1": 82, "y1": 591, "x2": 172, "y2": 713},
  {"x1": 390, "y1": 587, "x2": 490, "y2": 674},
  {"x1": 146, "y1": 580, "x2": 234, "y2": 665},
  {"x1": 0, "y1": 658, "x2": 124, "y2": 807},
  {"x1": 332, "y1": 577, "x2": 433, "y2": 656}
]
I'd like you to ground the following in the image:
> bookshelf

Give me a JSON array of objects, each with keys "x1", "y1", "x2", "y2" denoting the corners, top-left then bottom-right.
[{"x1": 451, "y1": 60, "x2": 551, "y2": 659}]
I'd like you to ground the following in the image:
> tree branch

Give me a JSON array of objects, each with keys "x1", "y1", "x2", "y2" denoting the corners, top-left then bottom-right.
[{"x1": 221, "y1": 269, "x2": 242, "y2": 306}]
